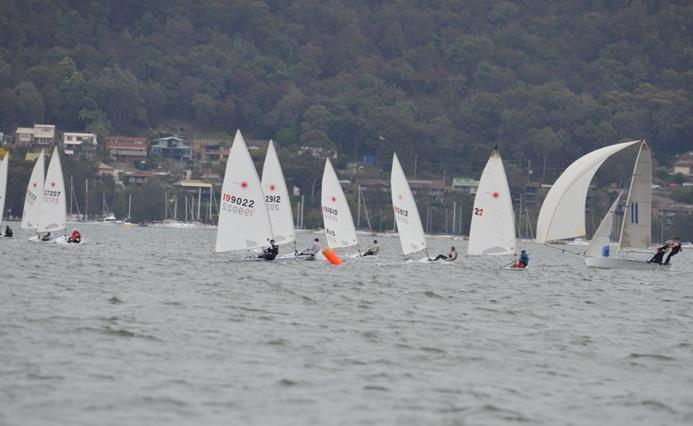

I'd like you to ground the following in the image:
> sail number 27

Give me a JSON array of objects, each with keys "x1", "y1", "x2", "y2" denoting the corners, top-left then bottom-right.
[{"x1": 474, "y1": 208, "x2": 484, "y2": 216}]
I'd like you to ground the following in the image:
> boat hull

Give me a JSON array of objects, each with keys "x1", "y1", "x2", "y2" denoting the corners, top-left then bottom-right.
[{"x1": 584, "y1": 256, "x2": 669, "y2": 270}]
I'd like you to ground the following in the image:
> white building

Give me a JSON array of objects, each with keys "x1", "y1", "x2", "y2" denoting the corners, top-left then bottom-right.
[{"x1": 63, "y1": 132, "x2": 97, "y2": 155}]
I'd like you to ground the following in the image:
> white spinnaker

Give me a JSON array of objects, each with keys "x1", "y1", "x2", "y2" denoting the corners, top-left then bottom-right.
[
  {"x1": 215, "y1": 130, "x2": 273, "y2": 253},
  {"x1": 585, "y1": 192, "x2": 623, "y2": 258},
  {"x1": 21, "y1": 150, "x2": 45, "y2": 230},
  {"x1": 619, "y1": 141, "x2": 651, "y2": 251},
  {"x1": 37, "y1": 146, "x2": 66, "y2": 234},
  {"x1": 261, "y1": 140, "x2": 295, "y2": 246},
  {"x1": 468, "y1": 147, "x2": 516, "y2": 255},
  {"x1": 321, "y1": 158, "x2": 358, "y2": 249},
  {"x1": 0, "y1": 153, "x2": 8, "y2": 226},
  {"x1": 391, "y1": 153, "x2": 426, "y2": 255},
  {"x1": 536, "y1": 140, "x2": 640, "y2": 243}
]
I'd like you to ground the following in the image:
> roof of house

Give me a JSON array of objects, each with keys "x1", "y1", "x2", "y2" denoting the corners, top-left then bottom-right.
[{"x1": 174, "y1": 179, "x2": 213, "y2": 189}]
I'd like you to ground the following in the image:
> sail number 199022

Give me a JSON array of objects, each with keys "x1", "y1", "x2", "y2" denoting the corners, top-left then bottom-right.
[{"x1": 222, "y1": 193, "x2": 255, "y2": 216}]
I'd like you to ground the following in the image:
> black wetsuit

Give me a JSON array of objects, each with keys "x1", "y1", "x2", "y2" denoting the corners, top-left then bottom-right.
[
  {"x1": 664, "y1": 244, "x2": 681, "y2": 265},
  {"x1": 649, "y1": 246, "x2": 667, "y2": 264},
  {"x1": 4, "y1": 226, "x2": 12, "y2": 237}
]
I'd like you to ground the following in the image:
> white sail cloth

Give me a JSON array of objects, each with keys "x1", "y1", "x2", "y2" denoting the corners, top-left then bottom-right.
[
  {"x1": 468, "y1": 147, "x2": 516, "y2": 255},
  {"x1": 261, "y1": 140, "x2": 295, "y2": 246},
  {"x1": 391, "y1": 153, "x2": 426, "y2": 255},
  {"x1": 536, "y1": 140, "x2": 640, "y2": 243},
  {"x1": 321, "y1": 158, "x2": 358, "y2": 249},
  {"x1": 215, "y1": 130, "x2": 273, "y2": 253}
]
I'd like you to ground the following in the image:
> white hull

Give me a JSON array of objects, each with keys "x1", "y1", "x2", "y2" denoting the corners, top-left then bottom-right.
[{"x1": 584, "y1": 256, "x2": 669, "y2": 270}]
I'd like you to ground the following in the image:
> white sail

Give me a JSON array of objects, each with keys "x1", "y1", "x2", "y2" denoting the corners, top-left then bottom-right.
[
  {"x1": 536, "y1": 140, "x2": 640, "y2": 243},
  {"x1": 37, "y1": 146, "x2": 67, "y2": 234},
  {"x1": 0, "y1": 153, "x2": 7, "y2": 226},
  {"x1": 391, "y1": 153, "x2": 426, "y2": 255},
  {"x1": 261, "y1": 140, "x2": 295, "y2": 246},
  {"x1": 585, "y1": 192, "x2": 623, "y2": 258},
  {"x1": 467, "y1": 147, "x2": 516, "y2": 255},
  {"x1": 321, "y1": 158, "x2": 358, "y2": 249},
  {"x1": 215, "y1": 130, "x2": 273, "y2": 253},
  {"x1": 619, "y1": 141, "x2": 651, "y2": 251},
  {"x1": 21, "y1": 150, "x2": 45, "y2": 230}
]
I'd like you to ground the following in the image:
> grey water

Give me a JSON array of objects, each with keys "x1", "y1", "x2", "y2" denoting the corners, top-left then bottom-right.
[{"x1": 1, "y1": 223, "x2": 692, "y2": 425}]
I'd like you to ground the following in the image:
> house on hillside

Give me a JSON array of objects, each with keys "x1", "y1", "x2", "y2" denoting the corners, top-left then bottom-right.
[
  {"x1": 105, "y1": 136, "x2": 148, "y2": 163},
  {"x1": 150, "y1": 136, "x2": 193, "y2": 161},
  {"x1": 451, "y1": 178, "x2": 480, "y2": 194},
  {"x1": 63, "y1": 132, "x2": 97, "y2": 158},
  {"x1": 673, "y1": 152, "x2": 693, "y2": 176},
  {"x1": 15, "y1": 124, "x2": 57, "y2": 150}
]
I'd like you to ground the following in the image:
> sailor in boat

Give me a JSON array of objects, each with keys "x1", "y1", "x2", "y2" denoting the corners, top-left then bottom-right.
[
  {"x1": 512, "y1": 250, "x2": 529, "y2": 269},
  {"x1": 648, "y1": 244, "x2": 667, "y2": 264},
  {"x1": 40, "y1": 232, "x2": 51, "y2": 242},
  {"x1": 362, "y1": 240, "x2": 380, "y2": 256},
  {"x1": 296, "y1": 238, "x2": 321, "y2": 258},
  {"x1": 258, "y1": 239, "x2": 279, "y2": 261},
  {"x1": 3, "y1": 225, "x2": 12, "y2": 238},
  {"x1": 664, "y1": 237, "x2": 682, "y2": 265},
  {"x1": 431, "y1": 246, "x2": 458, "y2": 262},
  {"x1": 67, "y1": 229, "x2": 81, "y2": 244}
]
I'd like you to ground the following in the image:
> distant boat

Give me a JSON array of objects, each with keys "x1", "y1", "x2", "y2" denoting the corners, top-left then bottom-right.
[
  {"x1": 321, "y1": 158, "x2": 358, "y2": 252},
  {"x1": 390, "y1": 153, "x2": 427, "y2": 258},
  {"x1": 21, "y1": 149, "x2": 45, "y2": 231},
  {"x1": 31, "y1": 146, "x2": 67, "y2": 241},
  {"x1": 0, "y1": 152, "x2": 8, "y2": 232},
  {"x1": 584, "y1": 141, "x2": 664, "y2": 269},
  {"x1": 467, "y1": 146, "x2": 516, "y2": 256},
  {"x1": 215, "y1": 130, "x2": 273, "y2": 254},
  {"x1": 536, "y1": 139, "x2": 663, "y2": 269},
  {"x1": 261, "y1": 140, "x2": 295, "y2": 247}
]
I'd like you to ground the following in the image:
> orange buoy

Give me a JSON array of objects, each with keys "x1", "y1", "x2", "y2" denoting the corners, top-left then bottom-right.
[{"x1": 322, "y1": 247, "x2": 343, "y2": 265}]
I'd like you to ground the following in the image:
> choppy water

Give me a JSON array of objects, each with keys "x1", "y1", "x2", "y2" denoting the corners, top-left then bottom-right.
[{"x1": 1, "y1": 222, "x2": 692, "y2": 425}]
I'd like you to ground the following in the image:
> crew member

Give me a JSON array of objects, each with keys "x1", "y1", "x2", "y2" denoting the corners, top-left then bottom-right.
[
  {"x1": 67, "y1": 229, "x2": 81, "y2": 244},
  {"x1": 513, "y1": 250, "x2": 529, "y2": 268},
  {"x1": 259, "y1": 239, "x2": 279, "y2": 261},
  {"x1": 664, "y1": 237, "x2": 682, "y2": 265},
  {"x1": 3, "y1": 225, "x2": 12, "y2": 238},
  {"x1": 362, "y1": 240, "x2": 380, "y2": 256},
  {"x1": 297, "y1": 238, "x2": 321, "y2": 257},
  {"x1": 648, "y1": 244, "x2": 667, "y2": 264},
  {"x1": 432, "y1": 246, "x2": 457, "y2": 261}
]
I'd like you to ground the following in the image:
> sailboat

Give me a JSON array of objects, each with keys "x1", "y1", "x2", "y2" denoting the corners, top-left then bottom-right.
[
  {"x1": 261, "y1": 140, "x2": 295, "y2": 247},
  {"x1": 584, "y1": 142, "x2": 662, "y2": 269},
  {"x1": 215, "y1": 130, "x2": 273, "y2": 254},
  {"x1": 21, "y1": 149, "x2": 46, "y2": 231},
  {"x1": 536, "y1": 140, "x2": 662, "y2": 269},
  {"x1": 467, "y1": 146, "x2": 516, "y2": 256},
  {"x1": 39, "y1": 146, "x2": 67, "y2": 240},
  {"x1": 321, "y1": 158, "x2": 359, "y2": 253},
  {"x1": 0, "y1": 152, "x2": 8, "y2": 234},
  {"x1": 391, "y1": 153, "x2": 428, "y2": 259},
  {"x1": 25, "y1": 146, "x2": 67, "y2": 242}
]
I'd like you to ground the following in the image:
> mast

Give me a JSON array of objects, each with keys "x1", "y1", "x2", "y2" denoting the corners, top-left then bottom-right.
[
  {"x1": 85, "y1": 179, "x2": 88, "y2": 221},
  {"x1": 128, "y1": 193, "x2": 132, "y2": 220},
  {"x1": 164, "y1": 191, "x2": 168, "y2": 221},
  {"x1": 197, "y1": 187, "x2": 202, "y2": 221},
  {"x1": 356, "y1": 185, "x2": 361, "y2": 229}
]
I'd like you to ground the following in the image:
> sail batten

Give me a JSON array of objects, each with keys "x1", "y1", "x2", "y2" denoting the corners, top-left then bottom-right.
[
  {"x1": 215, "y1": 130, "x2": 273, "y2": 253},
  {"x1": 321, "y1": 158, "x2": 358, "y2": 249},
  {"x1": 261, "y1": 140, "x2": 295, "y2": 246},
  {"x1": 468, "y1": 148, "x2": 516, "y2": 255},
  {"x1": 391, "y1": 153, "x2": 426, "y2": 255}
]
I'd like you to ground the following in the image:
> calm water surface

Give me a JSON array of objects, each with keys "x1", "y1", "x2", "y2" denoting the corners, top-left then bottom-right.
[{"x1": 1, "y1": 223, "x2": 692, "y2": 425}]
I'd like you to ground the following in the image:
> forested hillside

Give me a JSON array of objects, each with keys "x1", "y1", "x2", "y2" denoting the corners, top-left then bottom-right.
[{"x1": 1, "y1": 0, "x2": 691, "y2": 179}]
